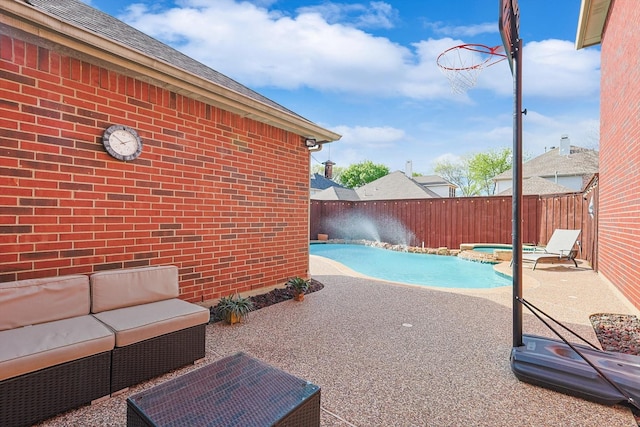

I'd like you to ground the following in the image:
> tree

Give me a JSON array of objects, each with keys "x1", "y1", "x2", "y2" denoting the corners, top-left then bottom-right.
[
  {"x1": 584, "y1": 123, "x2": 600, "y2": 151},
  {"x1": 433, "y1": 148, "x2": 517, "y2": 196},
  {"x1": 433, "y1": 157, "x2": 479, "y2": 197},
  {"x1": 338, "y1": 160, "x2": 389, "y2": 188},
  {"x1": 468, "y1": 148, "x2": 512, "y2": 195}
]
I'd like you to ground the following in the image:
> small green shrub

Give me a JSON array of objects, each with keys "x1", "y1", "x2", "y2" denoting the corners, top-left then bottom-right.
[
  {"x1": 285, "y1": 277, "x2": 310, "y2": 294},
  {"x1": 214, "y1": 293, "x2": 254, "y2": 324}
]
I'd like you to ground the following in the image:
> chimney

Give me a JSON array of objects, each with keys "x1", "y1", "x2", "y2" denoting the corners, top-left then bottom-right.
[
  {"x1": 405, "y1": 160, "x2": 413, "y2": 177},
  {"x1": 559, "y1": 134, "x2": 570, "y2": 156},
  {"x1": 323, "y1": 160, "x2": 335, "y2": 179}
]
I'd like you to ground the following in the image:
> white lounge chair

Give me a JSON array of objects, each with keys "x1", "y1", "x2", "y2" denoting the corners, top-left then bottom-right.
[{"x1": 521, "y1": 229, "x2": 581, "y2": 270}]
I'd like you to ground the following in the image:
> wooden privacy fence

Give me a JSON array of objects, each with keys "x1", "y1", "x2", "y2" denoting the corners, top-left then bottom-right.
[{"x1": 310, "y1": 183, "x2": 599, "y2": 268}]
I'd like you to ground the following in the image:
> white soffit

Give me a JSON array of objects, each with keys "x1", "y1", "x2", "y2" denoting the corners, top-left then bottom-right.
[{"x1": 576, "y1": 0, "x2": 612, "y2": 49}]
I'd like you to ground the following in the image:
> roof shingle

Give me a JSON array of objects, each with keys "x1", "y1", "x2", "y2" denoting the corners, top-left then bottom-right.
[
  {"x1": 497, "y1": 176, "x2": 575, "y2": 196},
  {"x1": 355, "y1": 171, "x2": 440, "y2": 200},
  {"x1": 494, "y1": 146, "x2": 598, "y2": 180}
]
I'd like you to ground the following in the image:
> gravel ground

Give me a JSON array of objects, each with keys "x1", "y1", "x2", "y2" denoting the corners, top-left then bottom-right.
[
  {"x1": 212, "y1": 282, "x2": 640, "y2": 357},
  {"x1": 211, "y1": 280, "x2": 640, "y2": 424},
  {"x1": 219, "y1": 281, "x2": 640, "y2": 424}
]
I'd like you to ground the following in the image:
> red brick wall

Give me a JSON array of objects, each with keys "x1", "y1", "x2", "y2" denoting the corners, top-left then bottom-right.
[
  {"x1": 0, "y1": 32, "x2": 311, "y2": 303},
  {"x1": 599, "y1": 0, "x2": 640, "y2": 309}
]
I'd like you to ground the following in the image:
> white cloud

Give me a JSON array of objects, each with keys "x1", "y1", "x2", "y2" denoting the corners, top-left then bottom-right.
[
  {"x1": 332, "y1": 125, "x2": 406, "y2": 148},
  {"x1": 118, "y1": 3, "x2": 465, "y2": 99},
  {"x1": 523, "y1": 39, "x2": 600, "y2": 98},
  {"x1": 297, "y1": 1, "x2": 398, "y2": 29},
  {"x1": 115, "y1": 1, "x2": 600, "y2": 168},
  {"x1": 475, "y1": 38, "x2": 601, "y2": 99},
  {"x1": 122, "y1": 2, "x2": 414, "y2": 93},
  {"x1": 319, "y1": 125, "x2": 407, "y2": 167},
  {"x1": 119, "y1": 3, "x2": 599, "y2": 104}
]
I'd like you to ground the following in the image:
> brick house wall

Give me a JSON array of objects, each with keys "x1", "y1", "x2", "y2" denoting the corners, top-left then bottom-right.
[
  {"x1": 0, "y1": 29, "x2": 312, "y2": 303},
  {"x1": 598, "y1": 0, "x2": 640, "y2": 309}
]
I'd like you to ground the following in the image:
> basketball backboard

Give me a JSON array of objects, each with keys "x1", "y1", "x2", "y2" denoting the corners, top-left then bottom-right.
[{"x1": 498, "y1": 0, "x2": 520, "y2": 74}]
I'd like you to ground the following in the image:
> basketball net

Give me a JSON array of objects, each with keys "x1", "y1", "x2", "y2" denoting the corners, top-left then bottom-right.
[{"x1": 436, "y1": 44, "x2": 506, "y2": 94}]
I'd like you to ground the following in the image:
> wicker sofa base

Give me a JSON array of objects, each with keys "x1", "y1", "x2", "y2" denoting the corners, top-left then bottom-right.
[
  {"x1": 111, "y1": 324, "x2": 206, "y2": 393},
  {"x1": 0, "y1": 351, "x2": 111, "y2": 427}
]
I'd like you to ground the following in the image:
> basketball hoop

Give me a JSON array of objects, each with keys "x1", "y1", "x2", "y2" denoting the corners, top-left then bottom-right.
[{"x1": 436, "y1": 44, "x2": 507, "y2": 94}]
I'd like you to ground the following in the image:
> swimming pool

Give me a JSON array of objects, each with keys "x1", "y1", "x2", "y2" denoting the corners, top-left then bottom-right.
[{"x1": 310, "y1": 243, "x2": 511, "y2": 289}]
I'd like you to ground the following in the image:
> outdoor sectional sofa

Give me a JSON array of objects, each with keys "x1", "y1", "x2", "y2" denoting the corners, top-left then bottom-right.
[
  {"x1": 90, "y1": 265, "x2": 210, "y2": 393},
  {"x1": 0, "y1": 265, "x2": 209, "y2": 427}
]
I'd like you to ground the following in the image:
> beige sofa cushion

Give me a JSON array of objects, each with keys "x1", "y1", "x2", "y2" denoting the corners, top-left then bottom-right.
[
  {"x1": 0, "y1": 275, "x2": 90, "y2": 331},
  {"x1": 92, "y1": 299, "x2": 209, "y2": 347},
  {"x1": 0, "y1": 315, "x2": 115, "y2": 381},
  {"x1": 90, "y1": 265, "x2": 179, "y2": 313}
]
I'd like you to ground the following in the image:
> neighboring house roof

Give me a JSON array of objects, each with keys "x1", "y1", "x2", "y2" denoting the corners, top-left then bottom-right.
[
  {"x1": 493, "y1": 146, "x2": 599, "y2": 181},
  {"x1": 355, "y1": 171, "x2": 440, "y2": 200},
  {"x1": 16, "y1": 0, "x2": 340, "y2": 143},
  {"x1": 311, "y1": 171, "x2": 449, "y2": 201},
  {"x1": 311, "y1": 187, "x2": 360, "y2": 201},
  {"x1": 310, "y1": 173, "x2": 345, "y2": 191},
  {"x1": 413, "y1": 175, "x2": 455, "y2": 187},
  {"x1": 497, "y1": 176, "x2": 574, "y2": 196}
]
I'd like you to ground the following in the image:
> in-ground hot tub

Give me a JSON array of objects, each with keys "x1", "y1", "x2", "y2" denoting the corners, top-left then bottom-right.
[{"x1": 459, "y1": 243, "x2": 536, "y2": 262}]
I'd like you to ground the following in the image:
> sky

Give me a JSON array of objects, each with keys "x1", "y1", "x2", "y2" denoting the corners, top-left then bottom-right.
[{"x1": 82, "y1": 0, "x2": 601, "y2": 175}]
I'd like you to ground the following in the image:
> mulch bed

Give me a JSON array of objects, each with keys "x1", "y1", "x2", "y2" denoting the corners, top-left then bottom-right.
[
  {"x1": 590, "y1": 313, "x2": 640, "y2": 356},
  {"x1": 590, "y1": 313, "x2": 640, "y2": 424},
  {"x1": 209, "y1": 279, "x2": 324, "y2": 323}
]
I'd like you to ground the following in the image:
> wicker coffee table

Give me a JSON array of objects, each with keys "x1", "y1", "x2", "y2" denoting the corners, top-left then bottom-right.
[{"x1": 126, "y1": 352, "x2": 321, "y2": 426}]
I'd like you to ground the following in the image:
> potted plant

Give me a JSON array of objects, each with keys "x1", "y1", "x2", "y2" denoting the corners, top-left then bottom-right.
[
  {"x1": 286, "y1": 277, "x2": 310, "y2": 301},
  {"x1": 215, "y1": 293, "x2": 254, "y2": 324}
]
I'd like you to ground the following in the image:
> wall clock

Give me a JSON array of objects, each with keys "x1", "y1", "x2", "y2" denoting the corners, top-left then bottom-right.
[{"x1": 102, "y1": 124, "x2": 143, "y2": 161}]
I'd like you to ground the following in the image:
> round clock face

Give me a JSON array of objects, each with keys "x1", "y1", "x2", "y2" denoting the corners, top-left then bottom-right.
[{"x1": 102, "y1": 125, "x2": 143, "y2": 161}]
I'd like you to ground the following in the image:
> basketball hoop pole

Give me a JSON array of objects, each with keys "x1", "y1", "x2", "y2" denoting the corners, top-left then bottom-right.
[
  {"x1": 512, "y1": 36, "x2": 523, "y2": 348},
  {"x1": 500, "y1": 0, "x2": 524, "y2": 349}
]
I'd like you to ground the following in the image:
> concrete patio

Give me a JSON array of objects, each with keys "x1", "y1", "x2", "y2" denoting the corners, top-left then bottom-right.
[{"x1": 38, "y1": 256, "x2": 640, "y2": 426}]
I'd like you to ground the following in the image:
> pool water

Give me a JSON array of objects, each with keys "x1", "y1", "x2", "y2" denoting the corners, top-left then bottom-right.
[
  {"x1": 472, "y1": 246, "x2": 503, "y2": 253},
  {"x1": 310, "y1": 244, "x2": 511, "y2": 289}
]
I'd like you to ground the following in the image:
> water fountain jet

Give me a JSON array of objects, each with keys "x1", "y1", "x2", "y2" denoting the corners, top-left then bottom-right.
[{"x1": 321, "y1": 212, "x2": 415, "y2": 247}]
